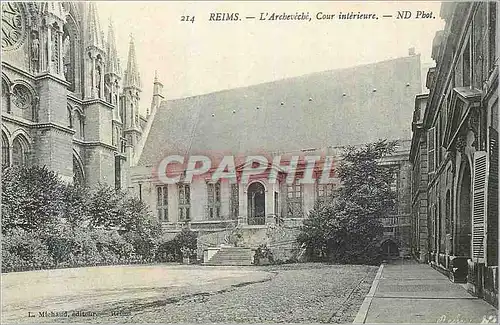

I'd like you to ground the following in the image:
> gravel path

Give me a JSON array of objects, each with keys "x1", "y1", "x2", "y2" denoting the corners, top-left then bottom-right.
[{"x1": 43, "y1": 263, "x2": 377, "y2": 323}]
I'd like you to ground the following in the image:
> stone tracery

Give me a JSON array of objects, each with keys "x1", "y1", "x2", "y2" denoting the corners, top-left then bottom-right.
[{"x1": 1, "y1": 2, "x2": 25, "y2": 51}]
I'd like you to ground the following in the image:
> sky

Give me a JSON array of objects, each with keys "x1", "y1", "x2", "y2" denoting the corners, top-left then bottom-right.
[{"x1": 96, "y1": 1, "x2": 445, "y2": 114}]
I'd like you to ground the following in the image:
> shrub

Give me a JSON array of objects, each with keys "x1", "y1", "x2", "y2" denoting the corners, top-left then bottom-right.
[
  {"x1": 254, "y1": 244, "x2": 274, "y2": 265},
  {"x1": 2, "y1": 166, "x2": 164, "y2": 272},
  {"x1": 155, "y1": 229, "x2": 197, "y2": 263},
  {"x1": 2, "y1": 229, "x2": 54, "y2": 272}
]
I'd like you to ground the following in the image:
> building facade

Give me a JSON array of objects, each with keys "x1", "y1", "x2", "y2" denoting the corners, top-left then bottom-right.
[
  {"x1": 1, "y1": 2, "x2": 152, "y2": 188},
  {"x1": 131, "y1": 55, "x2": 423, "y2": 259},
  {"x1": 410, "y1": 2, "x2": 498, "y2": 306}
]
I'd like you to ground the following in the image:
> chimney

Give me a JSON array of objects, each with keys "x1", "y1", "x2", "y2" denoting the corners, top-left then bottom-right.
[{"x1": 408, "y1": 47, "x2": 416, "y2": 56}]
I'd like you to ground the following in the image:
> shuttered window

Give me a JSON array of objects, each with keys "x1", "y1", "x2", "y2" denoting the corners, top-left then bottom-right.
[
  {"x1": 427, "y1": 127, "x2": 436, "y2": 173},
  {"x1": 472, "y1": 151, "x2": 488, "y2": 261}
]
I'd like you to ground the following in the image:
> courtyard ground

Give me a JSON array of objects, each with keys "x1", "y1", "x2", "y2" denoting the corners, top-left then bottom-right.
[
  {"x1": 1, "y1": 263, "x2": 377, "y2": 323},
  {"x1": 354, "y1": 259, "x2": 498, "y2": 323}
]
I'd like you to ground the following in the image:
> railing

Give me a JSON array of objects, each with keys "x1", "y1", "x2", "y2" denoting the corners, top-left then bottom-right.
[
  {"x1": 189, "y1": 219, "x2": 236, "y2": 230},
  {"x1": 248, "y1": 215, "x2": 266, "y2": 225}
]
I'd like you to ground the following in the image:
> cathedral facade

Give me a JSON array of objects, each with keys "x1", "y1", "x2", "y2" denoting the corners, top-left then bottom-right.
[{"x1": 1, "y1": 2, "x2": 155, "y2": 188}]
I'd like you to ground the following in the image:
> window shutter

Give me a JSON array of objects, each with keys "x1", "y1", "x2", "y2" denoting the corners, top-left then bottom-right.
[
  {"x1": 487, "y1": 128, "x2": 498, "y2": 266},
  {"x1": 472, "y1": 151, "x2": 488, "y2": 262},
  {"x1": 427, "y1": 127, "x2": 435, "y2": 173}
]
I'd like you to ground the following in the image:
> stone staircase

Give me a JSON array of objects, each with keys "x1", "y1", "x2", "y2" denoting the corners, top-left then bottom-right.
[{"x1": 204, "y1": 246, "x2": 253, "y2": 266}]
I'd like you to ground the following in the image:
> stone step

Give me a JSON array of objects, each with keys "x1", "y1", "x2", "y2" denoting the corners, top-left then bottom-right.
[{"x1": 206, "y1": 247, "x2": 253, "y2": 266}]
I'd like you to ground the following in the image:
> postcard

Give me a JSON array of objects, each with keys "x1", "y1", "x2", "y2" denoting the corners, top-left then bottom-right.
[{"x1": 1, "y1": 1, "x2": 498, "y2": 324}]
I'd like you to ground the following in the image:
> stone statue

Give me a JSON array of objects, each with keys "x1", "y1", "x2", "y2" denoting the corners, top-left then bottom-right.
[
  {"x1": 31, "y1": 36, "x2": 39, "y2": 60},
  {"x1": 31, "y1": 35, "x2": 39, "y2": 73},
  {"x1": 95, "y1": 66, "x2": 101, "y2": 97}
]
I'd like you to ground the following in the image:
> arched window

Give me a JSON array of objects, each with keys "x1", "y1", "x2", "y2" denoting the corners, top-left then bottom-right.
[
  {"x1": 2, "y1": 131, "x2": 9, "y2": 167},
  {"x1": 73, "y1": 155, "x2": 84, "y2": 185},
  {"x1": 12, "y1": 135, "x2": 29, "y2": 167},
  {"x1": 2, "y1": 79, "x2": 9, "y2": 113},
  {"x1": 74, "y1": 111, "x2": 84, "y2": 139}
]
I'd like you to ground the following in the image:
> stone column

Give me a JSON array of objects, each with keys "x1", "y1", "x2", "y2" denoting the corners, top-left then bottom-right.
[
  {"x1": 91, "y1": 56, "x2": 96, "y2": 98},
  {"x1": 46, "y1": 27, "x2": 52, "y2": 73},
  {"x1": 57, "y1": 29, "x2": 63, "y2": 77}
]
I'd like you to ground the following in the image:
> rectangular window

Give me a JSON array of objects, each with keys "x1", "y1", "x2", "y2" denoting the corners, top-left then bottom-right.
[
  {"x1": 286, "y1": 183, "x2": 303, "y2": 217},
  {"x1": 157, "y1": 186, "x2": 168, "y2": 222},
  {"x1": 427, "y1": 127, "x2": 436, "y2": 173},
  {"x1": 207, "y1": 182, "x2": 221, "y2": 219},
  {"x1": 178, "y1": 184, "x2": 191, "y2": 221},
  {"x1": 230, "y1": 183, "x2": 239, "y2": 219},
  {"x1": 317, "y1": 183, "x2": 336, "y2": 204}
]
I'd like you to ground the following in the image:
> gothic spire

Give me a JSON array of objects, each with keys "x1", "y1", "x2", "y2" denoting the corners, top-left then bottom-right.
[
  {"x1": 123, "y1": 34, "x2": 141, "y2": 89},
  {"x1": 105, "y1": 17, "x2": 121, "y2": 76},
  {"x1": 86, "y1": 2, "x2": 105, "y2": 50}
]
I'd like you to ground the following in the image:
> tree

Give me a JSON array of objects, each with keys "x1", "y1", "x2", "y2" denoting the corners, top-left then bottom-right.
[
  {"x1": 298, "y1": 139, "x2": 398, "y2": 264},
  {"x1": 2, "y1": 166, "x2": 66, "y2": 233}
]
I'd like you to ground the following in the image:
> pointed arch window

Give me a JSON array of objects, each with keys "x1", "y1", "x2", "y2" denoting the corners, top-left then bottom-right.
[
  {"x1": 2, "y1": 132, "x2": 9, "y2": 167},
  {"x1": 74, "y1": 111, "x2": 84, "y2": 139},
  {"x1": 2, "y1": 79, "x2": 9, "y2": 113},
  {"x1": 12, "y1": 135, "x2": 29, "y2": 167},
  {"x1": 73, "y1": 155, "x2": 85, "y2": 185}
]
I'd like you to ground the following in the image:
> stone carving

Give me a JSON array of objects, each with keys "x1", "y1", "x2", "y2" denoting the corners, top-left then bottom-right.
[
  {"x1": 1, "y1": 2, "x2": 25, "y2": 50},
  {"x1": 455, "y1": 135, "x2": 467, "y2": 154},
  {"x1": 62, "y1": 34, "x2": 71, "y2": 81},
  {"x1": 12, "y1": 85, "x2": 32, "y2": 110},
  {"x1": 51, "y1": 29, "x2": 60, "y2": 73}
]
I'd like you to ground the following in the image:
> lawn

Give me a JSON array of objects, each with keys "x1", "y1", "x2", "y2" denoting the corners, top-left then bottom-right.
[{"x1": 1, "y1": 263, "x2": 377, "y2": 323}]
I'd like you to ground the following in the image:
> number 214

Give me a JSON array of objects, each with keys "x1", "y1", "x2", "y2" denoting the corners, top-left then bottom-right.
[{"x1": 181, "y1": 15, "x2": 195, "y2": 23}]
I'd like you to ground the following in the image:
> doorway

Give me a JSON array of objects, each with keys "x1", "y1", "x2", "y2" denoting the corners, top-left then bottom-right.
[
  {"x1": 381, "y1": 239, "x2": 400, "y2": 258},
  {"x1": 248, "y1": 182, "x2": 265, "y2": 225},
  {"x1": 456, "y1": 161, "x2": 472, "y2": 257}
]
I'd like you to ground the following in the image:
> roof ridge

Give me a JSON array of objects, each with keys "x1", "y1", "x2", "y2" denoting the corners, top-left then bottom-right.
[{"x1": 164, "y1": 54, "x2": 420, "y2": 103}]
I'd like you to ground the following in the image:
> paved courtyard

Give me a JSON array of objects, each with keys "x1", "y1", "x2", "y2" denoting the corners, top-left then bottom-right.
[
  {"x1": 354, "y1": 259, "x2": 498, "y2": 324},
  {"x1": 1, "y1": 263, "x2": 377, "y2": 323}
]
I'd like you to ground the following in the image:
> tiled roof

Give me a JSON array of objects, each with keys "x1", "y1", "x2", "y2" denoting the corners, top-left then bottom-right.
[{"x1": 138, "y1": 55, "x2": 421, "y2": 166}]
